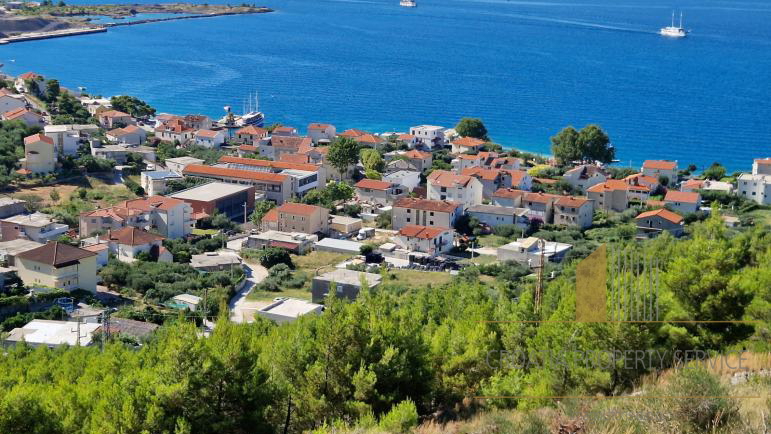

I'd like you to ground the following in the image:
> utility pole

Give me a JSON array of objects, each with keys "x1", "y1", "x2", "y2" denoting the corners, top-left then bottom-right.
[
  {"x1": 201, "y1": 287, "x2": 208, "y2": 333},
  {"x1": 534, "y1": 239, "x2": 545, "y2": 313}
]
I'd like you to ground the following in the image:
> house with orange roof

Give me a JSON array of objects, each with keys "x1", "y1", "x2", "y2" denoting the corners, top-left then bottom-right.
[
  {"x1": 391, "y1": 198, "x2": 463, "y2": 231},
  {"x1": 681, "y1": 178, "x2": 733, "y2": 194},
  {"x1": 264, "y1": 136, "x2": 313, "y2": 160},
  {"x1": 193, "y1": 129, "x2": 226, "y2": 148},
  {"x1": 0, "y1": 88, "x2": 27, "y2": 114},
  {"x1": 106, "y1": 125, "x2": 146, "y2": 145},
  {"x1": 275, "y1": 203, "x2": 329, "y2": 235},
  {"x1": 427, "y1": 170, "x2": 483, "y2": 209},
  {"x1": 272, "y1": 126, "x2": 298, "y2": 137},
  {"x1": 97, "y1": 110, "x2": 134, "y2": 129},
  {"x1": 155, "y1": 118, "x2": 195, "y2": 143},
  {"x1": 79, "y1": 196, "x2": 194, "y2": 239},
  {"x1": 587, "y1": 180, "x2": 650, "y2": 212},
  {"x1": 259, "y1": 208, "x2": 280, "y2": 231},
  {"x1": 461, "y1": 167, "x2": 532, "y2": 198},
  {"x1": 664, "y1": 190, "x2": 701, "y2": 214},
  {"x1": 487, "y1": 156, "x2": 523, "y2": 171},
  {"x1": 641, "y1": 160, "x2": 678, "y2": 186},
  {"x1": 182, "y1": 164, "x2": 292, "y2": 204},
  {"x1": 234, "y1": 125, "x2": 268, "y2": 145},
  {"x1": 409, "y1": 125, "x2": 446, "y2": 147},
  {"x1": 562, "y1": 164, "x2": 607, "y2": 192},
  {"x1": 521, "y1": 191, "x2": 562, "y2": 223},
  {"x1": 553, "y1": 196, "x2": 594, "y2": 229},
  {"x1": 635, "y1": 208, "x2": 684, "y2": 238},
  {"x1": 753, "y1": 158, "x2": 771, "y2": 176},
  {"x1": 18, "y1": 133, "x2": 56, "y2": 175},
  {"x1": 450, "y1": 136, "x2": 486, "y2": 154},
  {"x1": 403, "y1": 149, "x2": 432, "y2": 171},
  {"x1": 355, "y1": 178, "x2": 407, "y2": 206},
  {"x1": 624, "y1": 173, "x2": 661, "y2": 192},
  {"x1": 396, "y1": 133, "x2": 418, "y2": 148},
  {"x1": 2, "y1": 107, "x2": 44, "y2": 128},
  {"x1": 216, "y1": 155, "x2": 327, "y2": 196},
  {"x1": 14, "y1": 72, "x2": 44, "y2": 94},
  {"x1": 492, "y1": 188, "x2": 527, "y2": 208},
  {"x1": 354, "y1": 134, "x2": 384, "y2": 147},
  {"x1": 339, "y1": 128, "x2": 368, "y2": 139},
  {"x1": 394, "y1": 225, "x2": 454, "y2": 256},
  {"x1": 307, "y1": 123, "x2": 336, "y2": 144},
  {"x1": 95, "y1": 227, "x2": 171, "y2": 264}
]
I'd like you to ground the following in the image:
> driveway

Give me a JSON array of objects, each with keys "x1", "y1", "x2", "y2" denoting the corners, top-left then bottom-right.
[{"x1": 228, "y1": 261, "x2": 269, "y2": 323}]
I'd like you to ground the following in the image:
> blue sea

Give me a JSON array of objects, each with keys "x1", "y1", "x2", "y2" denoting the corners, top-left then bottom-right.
[{"x1": 2, "y1": 0, "x2": 770, "y2": 171}]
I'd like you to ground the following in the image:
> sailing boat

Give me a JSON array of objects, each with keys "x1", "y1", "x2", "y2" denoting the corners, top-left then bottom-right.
[
  {"x1": 400, "y1": 0, "x2": 417, "y2": 7},
  {"x1": 219, "y1": 91, "x2": 265, "y2": 127},
  {"x1": 660, "y1": 11, "x2": 687, "y2": 38}
]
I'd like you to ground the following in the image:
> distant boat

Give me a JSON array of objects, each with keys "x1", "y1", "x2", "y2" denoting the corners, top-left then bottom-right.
[
  {"x1": 400, "y1": 0, "x2": 416, "y2": 7},
  {"x1": 660, "y1": 11, "x2": 687, "y2": 38},
  {"x1": 219, "y1": 91, "x2": 265, "y2": 127}
]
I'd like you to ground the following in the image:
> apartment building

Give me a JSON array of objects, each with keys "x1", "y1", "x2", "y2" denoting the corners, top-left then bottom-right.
[
  {"x1": 275, "y1": 203, "x2": 329, "y2": 234},
  {"x1": 391, "y1": 197, "x2": 463, "y2": 230},
  {"x1": 427, "y1": 170, "x2": 483, "y2": 209}
]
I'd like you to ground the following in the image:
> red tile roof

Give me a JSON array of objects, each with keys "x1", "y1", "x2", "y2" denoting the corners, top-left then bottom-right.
[
  {"x1": 276, "y1": 203, "x2": 325, "y2": 216},
  {"x1": 183, "y1": 164, "x2": 288, "y2": 183},
  {"x1": 452, "y1": 137, "x2": 485, "y2": 148},
  {"x1": 461, "y1": 167, "x2": 503, "y2": 181},
  {"x1": 427, "y1": 170, "x2": 475, "y2": 188},
  {"x1": 123, "y1": 196, "x2": 187, "y2": 212},
  {"x1": 218, "y1": 156, "x2": 319, "y2": 172},
  {"x1": 587, "y1": 179, "x2": 650, "y2": 193},
  {"x1": 236, "y1": 125, "x2": 267, "y2": 136},
  {"x1": 393, "y1": 197, "x2": 461, "y2": 213},
  {"x1": 754, "y1": 158, "x2": 771, "y2": 166},
  {"x1": 555, "y1": 196, "x2": 591, "y2": 208},
  {"x1": 492, "y1": 188, "x2": 527, "y2": 199},
  {"x1": 273, "y1": 126, "x2": 296, "y2": 133},
  {"x1": 4, "y1": 107, "x2": 39, "y2": 120},
  {"x1": 279, "y1": 154, "x2": 312, "y2": 164},
  {"x1": 356, "y1": 179, "x2": 394, "y2": 191},
  {"x1": 339, "y1": 128, "x2": 368, "y2": 138},
  {"x1": 643, "y1": 160, "x2": 677, "y2": 170},
  {"x1": 397, "y1": 134, "x2": 415, "y2": 141},
  {"x1": 102, "y1": 227, "x2": 165, "y2": 246},
  {"x1": 17, "y1": 241, "x2": 95, "y2": 267},
  {"x1": 636, "y1": 208, "x2": 684, "y2": 224},
  {"x1": 308, "y1": 123, "x2": 332, "y2": 130},
  {"x1": 238, "y1": 144, "x2": 258, "y2": 152},
  {"x1": 196, "y1": 129, "x2": 221, "y2": 138},
  {"x1": 398, "y1": 225, "x2": 450, "y2": 239},
  {"x1": 404, "y1": 149, "x2": 431, "y2": 159},
  {"x1": 681, "y1": 179, "x2": 704, "y2": 190},
  {"x1": 523, "y1": 192, "x2": 561, "y2": 204},
  {"x1": 99, "y1": 110, "x2": 131, "y2": 119},
  {"x1": 271, "y1": 136, "x2": 312, "y2": 150},
  {"x1": 508, "y1": 170, "x2": 530, "y2": 185},
  {"x1": 18, "y1": 72, "x2": 41, "y2": 80},
  {"x1": 664, "y1": 190, "x2": 700, "y2": 204},
  {"x1": 355, "y1": 134, "x2": 383, "y2": 145},
  {"x1": 261, "y1": 208, "x2": 279, "y2": 223},
  {"x1": 24, "y1": 133, "x2": 53, "y2": 145}
]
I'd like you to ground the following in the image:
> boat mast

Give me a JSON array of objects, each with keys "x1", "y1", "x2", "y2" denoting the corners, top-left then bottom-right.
[
  {"x1": 679, "y1": 11, "x2": 683, "y2": 28},
  {"x1": 671, "y1": 10, "x2": 674, "y2": 27}
]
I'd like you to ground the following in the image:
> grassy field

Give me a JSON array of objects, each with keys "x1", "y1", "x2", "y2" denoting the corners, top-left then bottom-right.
[
  {"x1": 746, "y1": 208, "x2": 771, "y2": 227},
  {"x1": 192, "y1": 228, "x2": 219, "y2": 236},
  {"x1": 476, "y1": 234, "x2": 511, "y2": 248},
  {"x1": 380, "y1": 269, "x2": 454, "y2": 288},
  {"x1": 12, "y1": 175, "x2": 136, "y2": 209},
  {"x1": 248, "y1": 287, "x2": 311, "y2": 302},
  {"x1": 246, "y1": 251, "x2": 351, "y2": 302}
]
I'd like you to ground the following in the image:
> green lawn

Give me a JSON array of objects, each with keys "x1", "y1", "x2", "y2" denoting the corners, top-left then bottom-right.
[
  {"x1": 248, "y1": 287, "x2": 311, "y2": 302},
  {"x1": 477, "y1": 234, "x2": 510, "y2": 248},
  {"x1": 193, "y1": 228, "x2": 220, "y2": 236},
  {"x1": 292, "y1": 251, "x2": 351, "y2": 274},
  {"x1": 745, "y1": 208, "x2": 771, "y2": 227},
  {"x1": 380, "y1": 269, "x2": 454, "y2": 288}
]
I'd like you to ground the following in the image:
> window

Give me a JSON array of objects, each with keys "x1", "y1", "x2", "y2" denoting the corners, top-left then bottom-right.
[
  {"x1": 406, "y1": 218, "x2": 411, "y2": 223},
  {"x1": 429, "y1": 212, "x2": 434, "y2": 216},
  {"x1": 441, "y1": 187, "x2": 447, "y2": 192}
]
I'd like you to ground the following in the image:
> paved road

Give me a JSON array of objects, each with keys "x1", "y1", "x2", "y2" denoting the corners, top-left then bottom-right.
[{"x1": 228, "y1": 261, "x2": 269, "y2": 323}]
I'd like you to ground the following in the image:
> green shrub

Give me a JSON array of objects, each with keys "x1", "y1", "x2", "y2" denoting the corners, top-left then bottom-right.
[
  {"x1": 379, "y1": 399, "x2": 418, "y2": 433},
  {"x1": 667, "y1": 368, "x2": 739, "y2": 432}
]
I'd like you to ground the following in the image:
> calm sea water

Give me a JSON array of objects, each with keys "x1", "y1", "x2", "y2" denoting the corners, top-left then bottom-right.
[{"x1": 2, "y1": 0, "x2": 770, "y2": 170}]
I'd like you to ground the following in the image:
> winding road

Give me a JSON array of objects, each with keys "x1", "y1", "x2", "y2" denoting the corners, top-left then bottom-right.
[{"x1": 228, "y1": 261, "x2": 269, "y2": 323}]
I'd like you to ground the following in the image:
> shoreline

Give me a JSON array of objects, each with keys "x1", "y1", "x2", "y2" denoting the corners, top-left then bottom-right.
[{"x1": 0, "y1": 6, "x2": 272, "y2": 45}]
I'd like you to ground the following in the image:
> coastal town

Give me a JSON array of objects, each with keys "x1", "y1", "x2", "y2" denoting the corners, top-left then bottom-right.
[
  {"x1": 0, "y1": 70, "x2": 768, "y2": 348},
  {"x1": 0, "y1": 53, "x2": 768, "y2": 434}
]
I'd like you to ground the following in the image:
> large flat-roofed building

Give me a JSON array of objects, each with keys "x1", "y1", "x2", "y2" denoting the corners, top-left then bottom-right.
[
  {"x1": 311, "y1": 269, "x2": 382, "y2": 303},
  {"x1": 0, "y1": 212, "x2": 69, "y2": 243},
  {"x1": 169, "y1": 182, "x2": 255, "y2": 222},
  {"x1": 256, "y1": 298, "x2": 324, "y2": 324},
  {"x1": 182, "y1": 164, "x2": 292, "y2": 204},
  {"x1": 216, "y1": 156, "x2": 326, "y2": 197},
  {"x1": 4, "y1": 320, "x2": 102, "y2": 348}
]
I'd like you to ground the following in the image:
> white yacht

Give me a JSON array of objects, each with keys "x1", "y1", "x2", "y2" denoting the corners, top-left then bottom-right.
[
  {"x1": 219, "y1": 92, "x2": 265, "y2": 127},
  {"x1": 660, "y1": 11, "x2": 687, "y2": 38},
  {"x1": 400, "y1": 0, "x2": 416, "y2": 7}
]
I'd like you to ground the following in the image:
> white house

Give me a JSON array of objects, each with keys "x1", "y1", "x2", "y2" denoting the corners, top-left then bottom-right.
[
  {"x1": 383, "y1": 170, "x2": 421, "y2": 191},
  {"x1": 562, "y1": 164, "x2": 607, "y2": 192},
  {"x1": 164, "y1": 156, "x2": 205, "y2": 175},
  {"x1": 427, "y1": 170, "x2": 483, "y2": 209},
  {"x1": 194, "y1": 129, "x2": 226, "y2": 148},
  {"x1": 664, "y1": 191, "x2": 701, "y2": 214},
  {"x1": 737, "y1": 173, "x2": 771, "y2": 205},
  {"x1": 307, "y1": 123, "x2": 336, "y2": 144},
  {"x1": 140, "y1": 170, "x2": 184, "y2": 196},
  {"x1": 641, "y1": 160, "x2": 678, "y2": 186},
  {"x1": 2, "y1": 107, "x2": 45, "y2": 128},
  {"x1": 106, "y1": 125, "x2": 147, "y2": 145},
  {"x1": 44, "y1": 125, "x2": 84, "y2": 156},
  {"x1": 394, "y1": 225, "x2": 455, "y2": 256},
  {"x1": 98, "y1": 227, "x2": 170, "y2": 263},
  {"x1": 409, "y1": 125, "x2": 446, "y2": 147}
]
